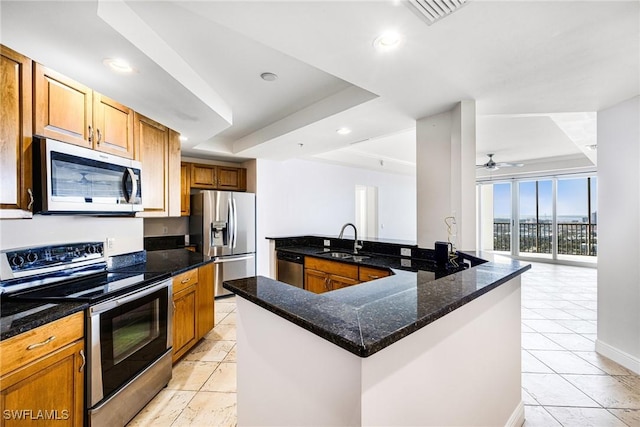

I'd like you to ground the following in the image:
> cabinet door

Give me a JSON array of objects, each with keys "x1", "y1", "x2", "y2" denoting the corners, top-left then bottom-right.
[
  {"x1": 0, "y1": 340, "x2": 85, "y2": 427},
  {"x1": 358, "y1": 266, "x2": 391, "y2": 282},
  {"x1": 216, "y1": 167, "x2": 246, "y2": 191},
  {"x1": 167, "y1": 130, "x2": 181, "y2": 217},
  {"x1": 329, "y1": 274, "x2": 359, "y2": 291},
  {"x1": 92, "y1": 93, "x2": 134, "y2": 158},
  {"x1": 172, "y1": 284, "x2": 198, "y2": 363},
  {"x1": 190, "y1": 164, "x2": 217, "y2": 189},
  {"x1": 0, "y1": 45, "x2": 32, "y2": 216},
  {"x1": 304, "y1": 269, "x2": 330, "y2": 294},
  {"x1": 180, "y1": 162, "x2": 191, "y2": 216},
  {"x1": 34, "y1": 63, "x2": 92, "y2": 148},
  {"x1": 197, "y1": 263, "x2": 215, "y2": 339},
  {"x1": 134, "y1": 113, "x2": 169, "y2": 217}
]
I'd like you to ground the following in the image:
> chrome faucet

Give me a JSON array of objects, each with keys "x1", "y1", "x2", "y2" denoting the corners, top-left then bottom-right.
[{"x1": 338, "y1": 223, "x2": 363, "y2": 254}]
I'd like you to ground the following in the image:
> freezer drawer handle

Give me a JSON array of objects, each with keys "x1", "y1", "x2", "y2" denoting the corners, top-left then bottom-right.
[{"x1": 215, "y1": 255, "x2": 254, "y2": 263}]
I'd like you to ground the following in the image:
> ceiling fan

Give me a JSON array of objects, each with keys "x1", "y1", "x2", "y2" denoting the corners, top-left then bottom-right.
[{"x1": 476, "y1": 154, "x2": 524, "y2": 171}]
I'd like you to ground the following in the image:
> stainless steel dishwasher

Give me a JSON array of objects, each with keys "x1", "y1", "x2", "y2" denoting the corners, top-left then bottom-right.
[{"x1": 276, "y1": 251, "x2": 304, "y2": 288}]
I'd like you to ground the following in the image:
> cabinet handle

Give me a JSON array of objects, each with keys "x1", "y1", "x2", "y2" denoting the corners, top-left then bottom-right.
[
  {"x1": 172, "y1": 301, "x2": 176, "y2": 311},
  {"x1": 26, "y1": 335, "x2": 56, "y2": 350},
  {"x1": 180, "y1": 278, "x2": 191, "y2": 284},
  {"x1": 79, "y1": 349, "x2": 86, "y2": 372},
  {"x1": 27, "y1": 188, "x2": 34, "y2": 211},
  {"x1": 368, "y1": 275, "x2": 380, "y2": 279},
  {"x1": 96, "y1": 129, "x2": 102, "y2": 145},
  {"x1": 88, "y1": 125, "x2": 94, "y2": 143}
]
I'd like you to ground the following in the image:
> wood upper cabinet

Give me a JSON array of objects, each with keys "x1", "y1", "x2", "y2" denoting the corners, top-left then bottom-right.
[
  {"x1": 134, "y1": 113, "x2": 181, "y2": 217},
  {"x1": 190, "y1": 163, "x2": 217, "y2": 189},
  {"x1": 188, "y1": 163, "x2": 247, "y2": 192},
  {"x1": 92, "y1": 93, "x2": 134, "y2": 158},
  {"x1": 0, "y1": 45, "x2": 33, "y2": 217},
  {"x1": 0, "y1": 312, "x2": 85, "y2": 427},
  {"x1": 34, "y1": 63, "x2": 135, "y2": 158},
  {"x1": 180, "y1": 162, "x2": 191, "y2": 216}
]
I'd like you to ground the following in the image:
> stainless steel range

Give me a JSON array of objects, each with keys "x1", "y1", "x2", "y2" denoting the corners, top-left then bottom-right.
[{"x1": 0, "y1": 242, "x2": 173, "y2": 427}]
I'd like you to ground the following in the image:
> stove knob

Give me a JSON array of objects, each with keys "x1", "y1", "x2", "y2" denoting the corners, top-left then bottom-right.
[
  {"x1": 85, "y1": 245, "x2": 95, "y2": 254},
  {"x1": 96, "y1": 245, "x2": 103, "y2": 254},
  {"x1": 10, "y1": 255, "x2": 25, "y2": 268},
  {"x1": 26, "y1": 252, "x2": 38, "y2": 263}
]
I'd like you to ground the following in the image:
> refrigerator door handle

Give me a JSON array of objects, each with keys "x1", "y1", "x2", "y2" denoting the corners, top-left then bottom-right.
[
  {"x1": 226, "y1": 194, "x2": 234, "y2": 249},
  {"x1": 215, "y1": 255, "x2": 254, "y2": 263},
  {"x1": 232, "y1": 197, "x2": 238, "y2": 249}
]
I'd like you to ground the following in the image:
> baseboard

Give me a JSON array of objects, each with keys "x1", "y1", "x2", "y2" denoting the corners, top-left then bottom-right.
[
  {"x1": 505, "y1": 400, "x2": 525, "y2": 427},
  {"x1": 596, "y1": 339, "x2": 640, "y2": 375}
]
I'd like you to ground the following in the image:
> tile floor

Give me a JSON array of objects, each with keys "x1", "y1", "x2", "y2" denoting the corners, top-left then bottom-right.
[{"x1": 129, "y1": 262, "x2": 640, "y2": 426}]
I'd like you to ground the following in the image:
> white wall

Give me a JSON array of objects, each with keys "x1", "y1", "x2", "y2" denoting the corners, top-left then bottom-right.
[
  {"x1": 255, "y1": 159, "x2": 416, "y2": 275},
  {"x1": 596, "y1": 95, "x2": 640, "y2": 374},
  {"x1": 0, "y1": 215, "x2": 143, "y2": 256},
  {"x1": 416, "y1": 101, "x2": 477, "y2": 251}
]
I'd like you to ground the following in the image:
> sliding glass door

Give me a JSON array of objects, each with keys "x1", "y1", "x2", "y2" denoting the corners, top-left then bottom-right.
[{"x1": 518, "y1": 180, "x2": 553, "y2": 258}]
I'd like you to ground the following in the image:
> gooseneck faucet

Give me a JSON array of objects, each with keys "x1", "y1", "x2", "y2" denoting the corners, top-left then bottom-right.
[{"x1": 338, "y1": 223, "x2": 363, "y2": 254}]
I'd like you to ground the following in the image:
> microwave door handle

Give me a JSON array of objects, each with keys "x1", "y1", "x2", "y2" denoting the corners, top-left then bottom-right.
[{"x1": 124, "y1": 168, "x2": 137, "y2": 203}]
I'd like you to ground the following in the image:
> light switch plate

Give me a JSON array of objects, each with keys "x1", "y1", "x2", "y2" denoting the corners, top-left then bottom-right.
[
  {"x1": 324, "y1": 240, "x2": 330, "y2": 247},
  {"x1": 400, "y1": 248, "x2": 412, "y2": 257},
  {"x1": 401, "y1": 259, "x2": 412, "y2": 267}
]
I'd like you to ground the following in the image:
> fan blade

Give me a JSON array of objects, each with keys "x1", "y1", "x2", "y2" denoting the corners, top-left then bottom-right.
[{"x1": 495, "y1": 162, "x2": 524, "y2": 168}]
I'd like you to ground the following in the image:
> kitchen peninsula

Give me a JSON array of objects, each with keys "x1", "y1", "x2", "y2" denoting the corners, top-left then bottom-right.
[{"x1": 224, "y1": 236, "x2": 530, "y2": 427}]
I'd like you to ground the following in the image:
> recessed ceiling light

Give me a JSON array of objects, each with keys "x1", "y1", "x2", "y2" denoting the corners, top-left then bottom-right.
[
  {"x1": 179, "y1": 136, "x2": 188, "y2": 142},
  {"x1": 103, "y1": 58, "x2": 136, "y2": 74},
  {"x1": 373, "y1": 31, "x2": 402, "y2": 51},
  {"x1": 336, "y1": 127, "x2": 352, "y2": 135},
  {"x1": 260, "y1": 72, "x2": 278, "y2": 82}
]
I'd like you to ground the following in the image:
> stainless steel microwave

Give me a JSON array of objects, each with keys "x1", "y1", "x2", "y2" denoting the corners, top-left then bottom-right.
[{"x1": 33, "y1": 137, "x2": 142, "y2": 215}]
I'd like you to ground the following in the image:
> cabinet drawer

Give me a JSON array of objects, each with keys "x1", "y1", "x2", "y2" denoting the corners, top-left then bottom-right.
[
  {"x1": 173, "y1": 268, "x2": 199, "y2": 294},
  {"x1": 305, "y1": 257, "x2": 358, "y2": 280},
  {"x1": 359, "y1": 266, "x2": 391, "y2": 282},
  {"x1": 0, "y1": 311, "x2": 84, "y2": 376}
]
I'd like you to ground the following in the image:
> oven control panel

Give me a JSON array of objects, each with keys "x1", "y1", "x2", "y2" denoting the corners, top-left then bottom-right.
[{"x1": 0, "y1": 242, "x2": 104, "y2": 278}]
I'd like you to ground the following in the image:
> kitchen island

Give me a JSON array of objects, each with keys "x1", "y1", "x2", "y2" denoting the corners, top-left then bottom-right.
[{"x1": 224, "y1": 237, "x2": 530, "y2": 427}]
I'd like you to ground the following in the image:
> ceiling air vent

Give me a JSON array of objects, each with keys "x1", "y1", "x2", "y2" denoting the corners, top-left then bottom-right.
[{"x1": 406, "y1": 0, "x2": 470, "y2": 25}]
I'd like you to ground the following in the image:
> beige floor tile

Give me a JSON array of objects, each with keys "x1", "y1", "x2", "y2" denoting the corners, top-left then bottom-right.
[
  {"x1": 127, "y1": 389, "x2": 196, "y2": 426},
  {"x1": 522, "y1": 350, "x2": 554, "y2": 373},
  {"x1": 581, "y1": 333, "x2": 598, "y2": 342},
  {"x1": 544, "y1": 406, "x2": 627, "y2": 427},
  {"x1": 522, "y1": 319, "x2": 574, "y2": 334},
  {"x1": 608, "y1": 408, "x2": 640, "y2": 427},
  {"x1": 201, "y1": 362, "x2": 237, "y2": 393},
  {"x1": 522, "y1": 388, "x2": 539, "y2": 405},
  {"x1": 531, "y1": 308, "x2": 579, "y2": 320},
  {"x1": 544, "y1": 333, "x2": 596, "y2": 351},
  {"x1": 529, "y1": 350, "x2": 605, "y2": 374},
  {"x1": 562, "y1": 308, "x2": 598, "y2": 320},
  {"x1": 172, "y1": 391, "x2": 237, "y2": 427},
  {"x1": 616, "y1": 375, "x2": 640, "y2": 393},
  {"x1": 223, "y1": 344, "x2": 237, "y2": 363},
  {"x1": 563, "y1": 374, "x2": 640, "y2": 409},
  {"x1": 522, "y1": 323, "x2": 536, "y2": 333},
  {"x1": 220, "y1": 312, "x2": 236, "y2": 325},
  {"x1": 167, "y1": 360, "x2": 220, "y2": 391},
  {"x1": 522, "y1": 308, "x2": 547, "y2": 320},
  {"x1": 555, "y1": 319, "x2": 598, "y2": 334},
  {"x1": 205, "y1": 323, "x2": 237, "y2": 341},
  {"x1": 523, "y1": 405, "x2": 561, "y2": 426},
  {"x1": 184, "y1": 339, "x2": 235, "y2": 362},
  {"x1": 573, "y1": 352, "x2": 635, "y2": 376},
  {"x1": 522, "y1": 373, "x2": 599, "y2": 407},
  {"x1": 215, "y1": 302, "x2": 237, "y2": 314},
  {"x1": 215, "y1": 312, "x2": 229, "y2": 325},
  {"x1": 522, "y1": 333, "x2": 565, "y2": 350}
]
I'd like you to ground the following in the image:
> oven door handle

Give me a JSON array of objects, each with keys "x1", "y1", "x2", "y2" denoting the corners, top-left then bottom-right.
[{"x1": 90, "y1": 279, "x2": 171, "y2": 315}]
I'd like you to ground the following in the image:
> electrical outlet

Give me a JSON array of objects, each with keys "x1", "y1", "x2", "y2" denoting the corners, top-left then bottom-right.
[
  {"x1": 400, "y1": 248, "x2": 412, "y2": 257},
  {"x1": 106, "y1": 238, "x2": 115, "y2": 250},
  {"x1": 162, "y1": 226, "x2": 168, "y2": 234},
  {"x1": 401, "y1": 259, "x2": 412, "y2": 267},
  {"x1": 324, "y1": 239, "x2": 330, "y2": 247}
]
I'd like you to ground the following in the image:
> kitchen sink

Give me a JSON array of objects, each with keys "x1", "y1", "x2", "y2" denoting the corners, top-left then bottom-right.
[{"x1": 319, "y1": 251, "x2": 371, "y2": 262}]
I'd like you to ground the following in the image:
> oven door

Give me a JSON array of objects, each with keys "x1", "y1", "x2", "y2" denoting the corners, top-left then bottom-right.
[{"x1": 88, "y1": 279, "x2": 172, "y2": 407}]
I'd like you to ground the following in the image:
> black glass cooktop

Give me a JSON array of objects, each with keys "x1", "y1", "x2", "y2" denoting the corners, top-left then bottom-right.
[{"x1": 6, "y1": 270, "x2": 169, "y2": 303}]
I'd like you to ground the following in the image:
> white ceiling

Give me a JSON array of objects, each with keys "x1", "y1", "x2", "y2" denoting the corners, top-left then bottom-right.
[{"x1": 2, "y1": 0, "x2": 638, "y2": 174}]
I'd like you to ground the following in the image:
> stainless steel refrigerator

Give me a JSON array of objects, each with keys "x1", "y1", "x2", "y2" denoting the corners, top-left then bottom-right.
[{"x1": 189, "y1": 191, "x2": 256, "y2": 297}]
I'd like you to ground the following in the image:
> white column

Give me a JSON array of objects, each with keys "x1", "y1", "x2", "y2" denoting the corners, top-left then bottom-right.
[
  {"x1": 416, "y1": 101, "x2": 477, "y2": 250},
  {"x1": 480, "y1": 184, "x2": 495, "y2": 251},
  {"x1": 596, "y1": 95, "x2": 640, "y2": 374}
]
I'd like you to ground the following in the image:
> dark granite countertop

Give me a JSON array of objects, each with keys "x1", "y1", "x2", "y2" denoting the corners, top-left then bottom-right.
[
  {"x1": 224, "y1": 245, "x2": 530, "y2": 357},
  {"x1": 0, "y1": 300, "x2": 87, "y2": 341},
  {"x1": 112, "y1": 249, "x2": 213, "y2": 276}
]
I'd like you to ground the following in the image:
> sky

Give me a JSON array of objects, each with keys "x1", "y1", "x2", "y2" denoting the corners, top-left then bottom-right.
[{"x1": 493, "y1": 178, "x2": 597, "y2": 220}]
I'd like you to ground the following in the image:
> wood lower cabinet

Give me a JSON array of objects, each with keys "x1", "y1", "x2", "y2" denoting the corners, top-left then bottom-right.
[
  {"x1": 171, "y1": 264, "x2": 215, "y2": 363},
  {"x1": 1, "y1": 45, "x2": 33, "y2": 217},
  {"x1": 303, "y1": 256, "x2": 391, "y2": 293},
  {"x1": 0, "y1": 312, "x2": 85, "y2": 427},
  {"x1": 134, "y1": 113, "x2": 181, "y2": 217}
]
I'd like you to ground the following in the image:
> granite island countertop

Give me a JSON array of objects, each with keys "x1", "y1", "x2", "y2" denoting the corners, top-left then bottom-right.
[{"x1": 224, "y1": 245, "x2": 530, "y2": 357}]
